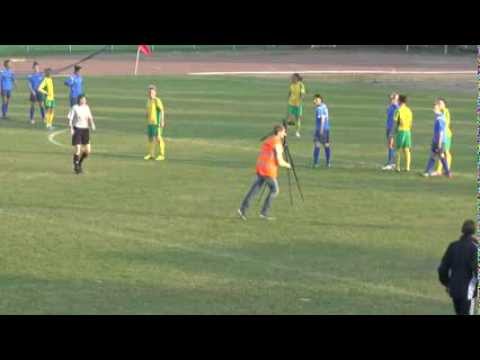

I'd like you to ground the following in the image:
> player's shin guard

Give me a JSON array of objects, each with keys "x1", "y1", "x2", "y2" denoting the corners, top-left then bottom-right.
[
  {"x1": 325, "y1": 147, "x2": 331, "y2": 166},
  {"x1": 79, "y1": 153, "x2": 89, "y2": 165},
  {"x1": 404, "y1": 149, "x2": 411, "y2": 171},
  {"x1": 40, "y1": 106, "x2": 45, "y2": 120},
  {"x1": 30, "y1": 106, "x2": 35, "y2": 120},
  {"x1": 425, "y1": 157, "x2": 435, "y2": 174},
  {"x1": 396, "y1": 151, "x2": 401, "y2": 171},
  {"x1": 158, "y1": 137, "x2": 165, "y2": 157},
  {"x1": 388, "y1": 148, "x2": 395, "y2": 164},
  {"x1": 446, "y1": 151, "x2": 452, "y2": 170},
  {"x1": 1, "y1": 103, "x2": 6, "y2": 117},
  {"x1": 440, "y1": 156, "x2": 450, "y2": 176},
  {"x1": 313, "y1": 146, "x2": 320, "y2": 165},
  {"x1": 148, "y1": 141, "x2": 155, "y2": 157}
]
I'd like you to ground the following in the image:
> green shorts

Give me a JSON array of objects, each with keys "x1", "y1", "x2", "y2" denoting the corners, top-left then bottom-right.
[
  {"x1": 443, "y1": 136, "x2": 452, "y2": 152},
  {"x1": 395, "y1": 130, "x2": 412, "y2": 149},
  {"x1": 44, "y1": 99, "x2": 56, "y2": 109},
  {"x1": 288, "y1": 104, "x2": 303, "y2": 118},
  {"x1": 147, "y1": 124, "x2": 163, "y2": 139}
]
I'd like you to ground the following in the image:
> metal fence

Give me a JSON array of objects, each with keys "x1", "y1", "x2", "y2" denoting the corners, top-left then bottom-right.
[{"x1": 0, "y1": 45, "x2": 477, "y2": 56}]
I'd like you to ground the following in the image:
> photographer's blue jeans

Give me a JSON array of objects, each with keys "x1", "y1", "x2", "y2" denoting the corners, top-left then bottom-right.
[{"x1": 240, "y1": 174, "x2": 279, "y2": 216}]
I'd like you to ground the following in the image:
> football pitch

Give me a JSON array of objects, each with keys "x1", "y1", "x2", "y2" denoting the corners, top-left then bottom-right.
[{"x1": 0, "y1": 75, "x2": 475, "y2": 314}]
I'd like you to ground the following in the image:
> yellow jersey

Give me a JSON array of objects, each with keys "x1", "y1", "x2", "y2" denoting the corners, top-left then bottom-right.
[
  {"x1": 38, "y1": 77, "x2": 55, "y2": 100},
  {"x1": 146, "y1": 97, "x2": 164, "y2": 125},
  {"x1": 394, "y1": 104, "x2": 413, "y2": 131},
  {"x1": 288, "y1": 82, "x2": 306, "y2": 107},
  {"x1": 443, "y1": 107, "x2": 452, "y2": 137}
]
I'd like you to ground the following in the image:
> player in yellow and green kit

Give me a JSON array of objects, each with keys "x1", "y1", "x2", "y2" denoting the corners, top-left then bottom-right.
[
  {"x1": 394, "y1": 95, "x2": 413, "y2": 172},
  {"x1": 432, "y1": 98, "x2": 453, "y2": 176},
  {"x1": 37, "y1": 68, "x2": 56, "y2": 130},
  {"x1": 287, "y1": 73, "x2": 306, "y2": 138},
  {"x1": 144, "y1": 85, "x2": 166, "y2": 161}
]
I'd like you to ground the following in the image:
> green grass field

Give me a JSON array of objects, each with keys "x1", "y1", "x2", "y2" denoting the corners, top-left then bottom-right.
[{"x1": 0, "y1": 75, "x2": 475, "y2": 314}]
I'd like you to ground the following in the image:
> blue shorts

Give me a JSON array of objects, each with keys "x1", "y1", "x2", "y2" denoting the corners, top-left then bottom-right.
[
  {"x1": 386, "y1": 128, "x2": 394, "y2": 139},
  {"x1": 314, "y1": 129, "x2": 330, "y2": 144},
  {"x1": 30, "y1": 92, "x2": 44, "y2": 103},
  {"x1": 1, "y1": 90, "x2": 12, "y2": 98},
  {"x1": 70, "y1": 96, "x2": 78, "y2": 107}
]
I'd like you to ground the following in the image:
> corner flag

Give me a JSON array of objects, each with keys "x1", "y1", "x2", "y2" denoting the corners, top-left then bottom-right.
[{"x1": 134, "y1": 44, "x2": 153, "y2": 75}]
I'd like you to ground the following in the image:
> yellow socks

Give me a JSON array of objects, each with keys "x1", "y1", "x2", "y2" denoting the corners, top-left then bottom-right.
[
  {"x1": 396, "y1": 151, "x2": 401, "y2": 171},
  {"x1": 158, "y1": 136, "x2": 165, "y2": 157},
  {"x1": 404, "y1": 148, "x2": 411, "y2": 171},
  {"x1": 435, "y1": 151, "x2": 452, "y2": 173}
]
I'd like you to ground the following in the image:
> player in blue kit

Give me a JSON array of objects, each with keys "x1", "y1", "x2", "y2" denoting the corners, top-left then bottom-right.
[
  {"x1": 64, "y1": 65, "x2": 84, "y2": 107},
  {"x1": 312, "y1": 94, "x2": 332, "y2": 168},
  {"x1": 382, "y1": 93, "x2": 399, "y2": 170},
  {"x1": 423, "y1": 103, "x2": 452, "y2": 178},
  {"x1": 0, "y1": 59, "x2": 16, "y2": 119},
  {"x1": 27, "y1": 62, "x2": 45, "y2": 125}
]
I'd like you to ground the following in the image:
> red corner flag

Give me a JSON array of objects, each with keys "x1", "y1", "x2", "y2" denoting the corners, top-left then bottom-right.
[
  {"x1": 138, "y1": 44, "x2": 152, "y2": 56},
  {"x1": 135, "y1": 45, "x2": 152, "y2": 75}
]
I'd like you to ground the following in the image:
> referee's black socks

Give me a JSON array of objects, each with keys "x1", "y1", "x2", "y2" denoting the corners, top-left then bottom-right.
[
  {"x1": 79, "y1": 153, "x2": 88, "y2": 165},
  {"x1": 73, "y1": 154, "x2": 80, "y2": 165}
]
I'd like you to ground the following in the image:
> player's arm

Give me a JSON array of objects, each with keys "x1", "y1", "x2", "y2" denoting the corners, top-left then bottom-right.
[
  {"x1": 27, "y1": 77, "x2": 35, "y2": 95},
  {"x1": 438, "y1": 243, "x2": 453, "y2": 289},
  {"x1": 437, "y1": 129, "x2": 444, "y2": 150},
  {"x1": 157, "y1": 99, "x2": 165, "y2": 128},
  {"x1": 64, "y1": 76, "x2": 72, "y2": 87},
  {"x1": 68, "y1": 108, "x2": 75, "y2": 135},
  {"x1": 87, "y1": 107, "x2": 96, "y2": 131},
  {"x1": 319, "y1": 115, "x2": 325, "y2": 135},
  {"x1": 274, "y1": 144, "x2": 291, "y2": 169},
  {"x1": 37, "y1": 79, "x2": 47, "y2": 95},
  {"x1": 394, "y1": 110, "x2": 400, "y2": 131}
]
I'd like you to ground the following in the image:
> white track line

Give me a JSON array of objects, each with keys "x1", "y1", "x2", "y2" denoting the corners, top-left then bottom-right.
[
  {"x1": 189, "y1": 70, "x2": 475, "y2": 76},
  {"x1": 48, "y1": 129, "x2": 69, "y2": 148}
]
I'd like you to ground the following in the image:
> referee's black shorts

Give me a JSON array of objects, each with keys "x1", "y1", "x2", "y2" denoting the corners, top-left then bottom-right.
[{"x1": 72, "y1": 127, "x2": 90, "y2": 146}]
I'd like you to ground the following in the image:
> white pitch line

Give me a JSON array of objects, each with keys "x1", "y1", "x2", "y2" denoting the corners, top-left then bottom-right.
[
  {"x1": 48, "y1": 129, "x2": 69, "y2": 148},
  {"x1": 189, "y1": 70, "x2": 476, "y2": 76}
]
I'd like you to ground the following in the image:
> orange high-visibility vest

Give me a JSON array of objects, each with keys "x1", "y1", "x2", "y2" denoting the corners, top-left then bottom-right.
[{"x1": 256, "y1": 136, "x2": 281, "y2": 178}]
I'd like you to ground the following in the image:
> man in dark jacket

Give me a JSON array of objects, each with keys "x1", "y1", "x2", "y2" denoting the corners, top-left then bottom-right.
[{"x1": 438, "y1": 220, "x2": 478, "y2": 315}]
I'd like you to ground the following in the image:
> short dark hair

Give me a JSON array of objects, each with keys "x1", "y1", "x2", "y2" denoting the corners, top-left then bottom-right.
[
  {"x1": 437, "y1": 97, "x2": 447, "y2": 106},
  {"x1": 273, "y1": 124, "x2": 285, "y2": 135},
  {"x1": 4, "y1": 59, "x2": 11, "y2": 67},
  {"x1": 32, "y1": 61, "x2": 39, "y2": 68},
  {"x1": 74, "y1": 65, "x2": 82, "y2": 72},
  {"x1": 398, "y1": 95, "x2": 407, "y2": 104},
  {"x1": 461, "y1": 220, "x2": 475, "y2": 236},
  {"x1": 44, "y1": 68, "x2": 52, "y2": 76},
  {"x1": 77, "y1": 94, "x2": 86, "y2": 105},
  {"x1": 314, "y1": 94, "x2": 323, "y2": 101},
  {"x1": 293, "y1": 73, "x2": 303, "y2": 81}
]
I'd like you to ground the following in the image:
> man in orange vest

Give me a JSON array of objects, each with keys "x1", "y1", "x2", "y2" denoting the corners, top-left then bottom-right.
[{"x1": 238, "y1": 124, "x2": 291, "y2": 221}]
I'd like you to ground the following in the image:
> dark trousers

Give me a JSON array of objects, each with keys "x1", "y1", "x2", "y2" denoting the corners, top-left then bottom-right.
[
  {"x1": 452, "y1": 297, "x2": 474, "y2": 315},
  {"x1": 240, "y1": 174, "x2": 279, "y2": 216}
]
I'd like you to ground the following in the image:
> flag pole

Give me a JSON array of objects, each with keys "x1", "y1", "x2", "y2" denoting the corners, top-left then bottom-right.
[{"x1": 134, "y1": 47, "x2": 141, "y2": 76}]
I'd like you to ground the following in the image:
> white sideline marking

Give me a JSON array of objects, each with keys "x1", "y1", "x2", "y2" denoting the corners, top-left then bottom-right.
[
  {"x1": 48, "y1": 129, "x2": 69, "y2": 148},
  {"x1": 189, "y1": 70, "x2": 476, "y2": 76}
]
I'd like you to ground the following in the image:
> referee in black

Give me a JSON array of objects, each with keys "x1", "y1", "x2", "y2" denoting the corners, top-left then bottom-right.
[
  {"x1": 68, "y1": 94, "x2": 96, "y2": 174},
  {"x1": 438, "y1": 220, "x2": 478, "y2": 315}
]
